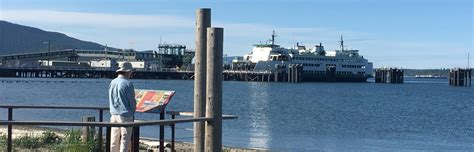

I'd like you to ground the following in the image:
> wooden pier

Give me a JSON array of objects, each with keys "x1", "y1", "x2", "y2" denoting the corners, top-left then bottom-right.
[
  {"x1": 449, "y1": 68, "x2": 471, "y2": 87},
  {"x1": 375, "y1": 68, "x2": 404, "y2": 84},
  {"x1": 0, "y1": 67, "x2": 194, "y2": 79},
  {"x1": 0, "y1": 67, "x2": 304, "y2": 83}
]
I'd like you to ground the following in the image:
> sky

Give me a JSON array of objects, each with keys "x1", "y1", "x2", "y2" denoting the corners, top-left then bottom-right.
[{"x1": 0, "y1": 0, "x2": 472, "y2": 69}]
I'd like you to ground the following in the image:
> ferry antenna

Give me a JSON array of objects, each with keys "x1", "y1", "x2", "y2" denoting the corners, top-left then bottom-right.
[
  {"x1": 271, "y1": 30, "x2": 277, "y2": 47},
  {"x1": 339, "y1": 35, "x2": 345, "y2": 51}
]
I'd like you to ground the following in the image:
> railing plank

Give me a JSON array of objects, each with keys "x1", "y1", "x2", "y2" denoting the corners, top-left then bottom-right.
[
  {"x1": 0, "y1": 105, "x2": 109, "y2": 110},
  {"x1": 0, "y1": 117, "x2": 214, "y2": 127}
]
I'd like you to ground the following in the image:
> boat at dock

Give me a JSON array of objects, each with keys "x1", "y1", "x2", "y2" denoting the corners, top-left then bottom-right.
[
  {"x1": 236, "y1": 31, "x2": 373, "y2": 82},
  {"x1": 414, "y1": 75, "x2": 447, "y2": 79}
]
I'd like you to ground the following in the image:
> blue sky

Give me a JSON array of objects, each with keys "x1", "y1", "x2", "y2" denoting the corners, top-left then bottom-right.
[{"x1": 1, "y1": 0, "x2": 472, "y2": 68}]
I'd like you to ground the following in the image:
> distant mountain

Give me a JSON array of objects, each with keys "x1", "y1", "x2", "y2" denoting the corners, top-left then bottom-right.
[{"x1": 0, "y1": 20, "x2": 107, "y2": 55}]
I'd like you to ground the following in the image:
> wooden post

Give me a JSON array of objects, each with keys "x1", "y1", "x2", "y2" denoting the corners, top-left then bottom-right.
[
  {"x1": 171, "y1": 114, "x2": 176, "y2": 152},
  {"x1": 98, "y1": 109, "x2": 104, "y2": 152},
  {"x1": 468, "y1": 69, "x2": 472, "y2": 86},
  {"x1": 205, "y1": 27, "x2": 223, "y2": 152},
  {"x1": 288, "y1": 64, "x2": 292, "y2": 83},
  {"x1": 7, "y1": 108, "x2": 12, "y2": 152},
  {"x1": 131, "y1": 127, "x2": 140, "y2": 152},
  {"x1": 449, "y1": 69, "x2": 452, "y2": 85},
  {"x1": 194, "y1": 8, "x2": 211, "y2": 152},
  {"x1": 81, "y1": 116, "x2": 95, "y2": 142},
  {"x1": 106, "y1": 127, "x2": 111, "y2": 152},
  {"x1": 159, "y1": 110, "x2": 165, "y2": 152}
]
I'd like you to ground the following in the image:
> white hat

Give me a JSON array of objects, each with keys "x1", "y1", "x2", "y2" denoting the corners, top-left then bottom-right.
[{"x1": 116, "y1": 61, "x2": 134, "y2": 73}]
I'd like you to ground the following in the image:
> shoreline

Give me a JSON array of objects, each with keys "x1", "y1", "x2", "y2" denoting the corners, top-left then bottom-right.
[{"x1": 0, "y1": 126, "x2": 269, "y2": 152}]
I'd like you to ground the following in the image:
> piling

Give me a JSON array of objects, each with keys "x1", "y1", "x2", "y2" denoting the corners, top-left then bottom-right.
[
  {"x1": 205, "y1": 27, "x2": 223, "y2": 152},
  {"x1": 375, "y1": 68, "x2": 403, "y2": 84},
  {"x1": 194, "y1": 8, "x2": 211, "y2": 152},
  {"x1": 449, "y1": 68, "x2": 471, "y2": 87},
  {"x1": 286, "y1": 64, "x2": 303, "y2": 83}
]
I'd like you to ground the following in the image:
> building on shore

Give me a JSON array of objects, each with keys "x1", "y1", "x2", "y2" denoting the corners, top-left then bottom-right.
[{"x1": 0, "y1": 44, "x2": 195, "y2": 71}]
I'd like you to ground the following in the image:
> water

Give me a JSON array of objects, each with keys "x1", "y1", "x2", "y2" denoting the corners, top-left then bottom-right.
[{"x1": 0, "y1": 78, "x2": 473, "y2": 151}]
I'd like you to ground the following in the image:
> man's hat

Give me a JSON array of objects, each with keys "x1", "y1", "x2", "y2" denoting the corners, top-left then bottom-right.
[{"x1": 116, "y1": 61, "x2": 134, "y2": 73}]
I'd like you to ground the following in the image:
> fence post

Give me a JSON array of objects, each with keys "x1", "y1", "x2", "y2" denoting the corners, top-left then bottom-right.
[
  {"x1": 98, "y1": 109, "x2": 103, "y2": 152},
  {"x1": 106, "y1": 127, "x2": 111, "y2": 152},
  {"x1": 131, "y1": 127, "x2": 140, "y2": 152},
  {"x1": 7, "y1": 108, "x2": 12, "y2": 152},
  {"x1": 171, "y1": 114, "x2": 176, "y2": 152},
  {"x1": 205, "y1": 27, "x2": 224, "y2": 152},
  {"x1": 160, "y1": 110, "x2": 165, "y2": 152},
  {"x1": 194, "y1": 8, "x2": 211, "y2": 152},
  {"x1": 81, "y1": 116, "x2": 95, "y2": 142}
]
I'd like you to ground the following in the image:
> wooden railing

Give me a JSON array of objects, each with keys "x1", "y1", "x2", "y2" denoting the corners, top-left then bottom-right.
[{"x1": 0, "y1": 105, "x2": 237, "y2": 152}]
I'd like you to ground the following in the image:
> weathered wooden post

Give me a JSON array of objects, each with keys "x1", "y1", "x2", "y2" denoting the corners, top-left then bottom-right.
[
  {"x1": 194, "y1": 8, "x2": 211, "y2": 152},
  {"x1": 205, "y1": 27, "x2": 223, "y2": 152},
  {"x1": 81, "y1": 116, "x2": 95, "y2": 142}
]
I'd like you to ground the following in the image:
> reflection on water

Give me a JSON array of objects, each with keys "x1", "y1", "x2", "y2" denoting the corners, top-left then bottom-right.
[
  {"x1": 1, "y1": 78, "x2": 474, "y2": 151},
  {"x1": 248, "y1": 82, "x2": 270, "y2": 149}
]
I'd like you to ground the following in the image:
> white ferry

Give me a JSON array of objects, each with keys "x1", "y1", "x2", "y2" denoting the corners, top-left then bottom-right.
[{"x1": 241, "y1": 31, "x2": 373, "y2": 82}]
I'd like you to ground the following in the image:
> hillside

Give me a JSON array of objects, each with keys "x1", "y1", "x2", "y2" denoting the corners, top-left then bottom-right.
[
  {"x1": 0, "y1": 20, "x2": 106, "y2": 55},
  {"x1": 404, "y1": 69, "x2": 450, "y2": 77}
]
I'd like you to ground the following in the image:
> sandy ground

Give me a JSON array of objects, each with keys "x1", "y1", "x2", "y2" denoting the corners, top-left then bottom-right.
[{"x1": 0, "y1": 126, "x2": 269, "y2": 152}]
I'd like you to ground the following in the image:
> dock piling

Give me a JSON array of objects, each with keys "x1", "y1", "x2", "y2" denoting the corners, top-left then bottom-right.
[
  {"x1": 375, "y1": 68, "x2": 403, "y2": 84},
  {"x1": 194, "y1": 8, "x2": 211, "y2": 152},
  {"x1": 449, "y1": 68, "x2": 471, "y2": 87},
  {"x1": 205, "y1": 27, "x2": 224, "y2": 152}
]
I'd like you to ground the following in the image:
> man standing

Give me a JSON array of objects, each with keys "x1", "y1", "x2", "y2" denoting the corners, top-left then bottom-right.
[{"x1": 109, "y1": 61, "x2": 136, "y2": 152}]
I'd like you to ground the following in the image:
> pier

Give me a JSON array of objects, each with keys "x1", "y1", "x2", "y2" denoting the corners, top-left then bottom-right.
[
  {"x1": 0, "y1": 67, "x2": 305, "y2": 83},
  {"x1": 375, "y1": 68, "x2": 404, "y2": 84},
  {"x1": 449, "y1": 68, "x2": 471, "y2": 87}
]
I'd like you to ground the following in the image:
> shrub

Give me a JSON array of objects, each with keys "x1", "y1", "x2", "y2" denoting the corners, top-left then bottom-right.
[
  {"x1": 40, "y1": 130, "x2": 61, "y2": 147},
  {"x1": 54, "y1": 128, "x2": 99, "y2": 151},
  {"x1": 13, "y1": 133, "x2": 41, "y2": 149},
  {"x1": 0, "y1": 133, "x2": 6, "y2": 149}
]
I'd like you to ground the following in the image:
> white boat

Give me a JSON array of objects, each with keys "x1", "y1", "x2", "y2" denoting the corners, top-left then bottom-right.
[{"x1": 239, "y1": 31, "x2": 373, "y2": 82}]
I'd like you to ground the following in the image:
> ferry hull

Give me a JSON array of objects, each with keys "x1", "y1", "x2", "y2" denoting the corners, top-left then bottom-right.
[{"x1": 302, "y1": 74, "x2": 368, "y2": 82}]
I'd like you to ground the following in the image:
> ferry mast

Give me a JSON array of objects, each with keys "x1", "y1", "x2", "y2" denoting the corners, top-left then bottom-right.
[
  {"x1": 339, "y1": 35, "x2": 345, "y2": 51},
  {"x1": 271, "y1": 30, "x2": 277, "y2": 48}
]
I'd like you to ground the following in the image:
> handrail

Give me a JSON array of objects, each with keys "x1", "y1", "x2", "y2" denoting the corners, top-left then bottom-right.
[
  {"x1": 0, "y1": 105, "x2": 109, "y2": 110},
  {"x1": 0, "y1": 116, "x2": 237, "y2": 127},
  {"x1": 0, "y1": 105, "x2": 237, "y2": 152},
  {"x1": 167, "y1": 111, "x2": 238, "y2": 119}
]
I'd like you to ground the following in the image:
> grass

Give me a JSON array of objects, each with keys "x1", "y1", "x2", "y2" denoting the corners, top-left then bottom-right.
[
  {"x1": 2, "y1": 128, "x2": 100, "y2": 151},
  {"x1": 0, "y1": 133, "x2": 6, "y2": 150},
  {"x1": 54, "y1": 129, "x2": 99, "y2": 151}
]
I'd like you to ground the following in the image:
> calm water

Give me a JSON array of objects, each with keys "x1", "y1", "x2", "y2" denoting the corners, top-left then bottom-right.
[{"x1": 0, "y1": 77, "x2": 473, "y2": 151}]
